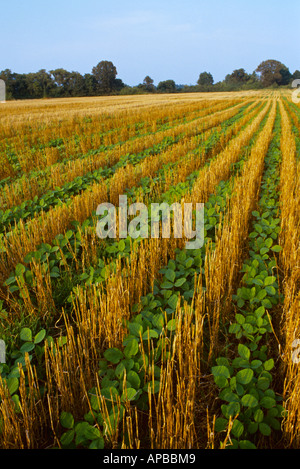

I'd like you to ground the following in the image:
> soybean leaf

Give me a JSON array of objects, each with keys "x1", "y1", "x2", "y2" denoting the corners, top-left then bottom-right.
[
  {"x1": 34, "y1": 329, "x2": 46, "y2": 344},
  {"x1": 103, "y1": 348, "x2": 123, "y2": 364},
  {"x1": 20, "y1": 327, "x2": 32, "y2": 342},
  {"x1": 124, "y1": 338, "x2": 139, "y2": 358},
  {"x1": 60, "y1": 411, "x2": 74, "y2": 429},
  {"x1": 236, "y1": 368, "x2": 254, "y2": 385}
]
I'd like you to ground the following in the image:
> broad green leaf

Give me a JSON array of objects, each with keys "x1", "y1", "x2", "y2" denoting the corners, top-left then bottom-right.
[
  {"x1": 167, "y1": 294, "x2": 179, "y2": 310},
  {"x1": 257, "y1": 377, "x2": 270, "y2": 390},
  {"x1": 260, "y1": 396, "x2": 276, "y2": 409},
  {"x1": 231, "y1": 419, "x2": 244, "y2": 438},
  {"x1": 60, "y1": 411, "x2": 74, "y2": 429},
  {"x1": 115, "y1": 362, "x2": 126, "y2": 379},
  {"x1": 239, "y1": 440, "x2": 256, "y2": 449},
  {"x1": 34, "y1": 329, "x2": 46, "y2": 344},
  {"x1": 89, "y1": 437, "x2": 105, "y2": 449},
  {"x1": 236, "y1": 314, "x2": 245, "y2": 325},
  {"x1": 214, "y1": 417, "x2": 228, "y2": 432},
  {"x1": 60, "y1": 429, "x2": 75, "y2": 446},
  {"x1": 121, "y1": 387, "x2": 138, "y2": 401},
  {"x1": 247, "y1": 421, "x2": 258, "y2": 434},
  {"x1": 142, "y1": 329, "x2": 158, "y2": 340},
  {"x1": 6, "y1": 377, "x2": 19, "y2": 396},
  {"x1": 20, "y1": 327, "x2": 32, "y2": 342},
  {"x1": 124, "y1": 338, "x2": 139, "y2": 358},
  {"x1": 20, "y1": 342, "x2": 35, "y2": 353},
  {"x1": 128, "y1": 323, "x2": 143, "y2": 338},
  {"x1": 236, "y1": 368, "x2": 254, "y2": 385},
  {"x1": 167, "y1": 319, "x2": 177, "y2": 332},
  {"x1": 264, "y1": 359, "x2": 274, "y2": 371},
  {"x1": 225, "y1": 401, "x2": 240, "y2": 417},
  {"x1": 264, "y1": 276, "x2": 276, "y2": 286},
  {"x1": 214, "y1": 376, "x2": 228, "y2": 388},
  {"x1": 212, "y1": 365, "x2": 231, "y2": 379},
  {"x1": 118, "y1": 240, "x2": 126, "y2": 252},
  {"x1": 165, "y1": 269, "x2": 176, "y2": 283},
  {"x1": 219, "y1": 389, "x2": 240, "y2": 403},
  {"x1": 254, "y1": 409, "x2": 264, "y2": 423},
  {"x1": 127, "y1": 370, "x2": 141, "y2": 389},
  {"x1": 100, "y1": 387, "x2": 119, "y2": 401},
  {"x1": 161, "y1": 281, "x2": 174, "y2": 289},
  {"x1": 259, "y1": 422, "x2": 271, "y2": 436},
  {"x1": 174, "y1": 278, "x2": 186, "y2": 288},
  {"x1": 83, "y1": 425, "x2": 101, "y2": 440},
  {"x1": 103, "y1": 348, "x2": 123, "y2": 364},
  {"x1": 143, "y1": 380, "x2": 160, "y2": 394},
  {"x1": 238, "y1": 344, "x2": 250, "y2": 361},
  {"x1": 15, "y1": 263, "x2": 26, "y2": 277},
  {"x1": 241, "y1": 394, "x2": 258, "y2": 408}
]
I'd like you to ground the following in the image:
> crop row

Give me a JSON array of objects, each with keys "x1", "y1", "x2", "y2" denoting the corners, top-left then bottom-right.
[
  {"x1": 0, "y1": 100, "x2": 262, "y2": 235},
  {"x1": 211, "y1": 104, "x2": 285, "y2": 449},
  {"x1": 0, "y1": 149, "x2": 242, "y2": 448},
  {"x1": 277, "y1": 99, "x2": 300, "y2": 447},
  {"x1": 1, "y1": 98, "x2": 267, "y2": 306},
  {"x1": 0, "y1": 98, "x2": 275, "y2": 449},
  {"x1": 0, "y1": 99, "x2": 262, "y2": 281},
  {"x1": 56, "y1": 104, "x2": 278, "y2": 449},
  {"x1": 0, "y1": 98, "x2": 250, "y2": 210},
  {"x1": 0, "y1": 98, "x2": 243, "y2": 194}
]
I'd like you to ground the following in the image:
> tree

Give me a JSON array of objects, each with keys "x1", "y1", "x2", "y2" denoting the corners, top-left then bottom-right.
[
  {"x1": 256, "y1": 60, "x2": 291, "y2": 87},
  {"x1": 293, "y1": 70, "x2": 300, "y2": 81},
  {"x1": 50, "y1": 68, "x2": 70, "y2": 96},
  {"x1": 279, "y1": 67, "x2": 292, "y2": 85},
  {"x1": 83, "y1": 73, "x2": 97, "y2": 96},
  {"x1": 112, "y1": 78, "x2": 125, "y2": 92},
  {"x1": 197, "y1": 72, "x2": 214, "y2": 86},
  {"x1": 92, "y1": 60, "x2": 118, "y2": 95},
  {"x1": 25, "y1": 70, "x2": 54, "y2": 98},
  {"x1": 143, "y1": 76, "x2": 155, "y2": 92},
  {"x1": 67, "y1": 72, "x2": 86, "y2": 96},
  {"x1": 50, "y1": 68, "x2": 70, "y2": 88},
  {"x1": 157, "y1": 80, "x2": 176, "y2": 93},
  {"x1": 225, "y1": 68, "x2": 250, "y2": 84}
]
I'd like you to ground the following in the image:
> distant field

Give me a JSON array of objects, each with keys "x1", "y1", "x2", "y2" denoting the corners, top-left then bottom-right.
[{"x1": 0, "y1": 90, "x2": 299, "y2": 449}]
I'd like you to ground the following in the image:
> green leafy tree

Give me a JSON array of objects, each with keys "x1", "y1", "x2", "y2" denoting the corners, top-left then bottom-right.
[
  {"x1": 50, "y1": 68, "x2": 70, "y2": 88},
  {"x1": 197, "y1": 72, "x2": 214, "y2": 86},
  {"x1": 225, "y1": 68, "x2": 250, "y2": 84},
  {"x1": 67, "y1": 72, "x2": 86, "y2": 96},
  {"x1": 279, "y1": 67, "x2": 292, "y2": 85},
  {"x1": 112, "y1": 78, "x2": 125, "y2": 92},
  {"x1": 50, "y1": 68, "x2": 71, "y2": 96},
  {"x1": 83, "y1": 73, "x2": 97, "y2": 96},
  {"x1": 292, "y1": 70, "x2": 300, "y2": 80},
  {"x1": 157, "y1": 79, "x2": 176, "y2": 93},
  {"x1": 256, "y1": 60, "x2": 291, "y2": 87},
  {"x1": 143, "y1": 76, "x2": 155, "y2": 92},
  {"x1": 92, "y1": 60, "x2": 118, "y2": 95},
  {"x1": 25, "y1": 70, "x2": 54, "y2": 98}
]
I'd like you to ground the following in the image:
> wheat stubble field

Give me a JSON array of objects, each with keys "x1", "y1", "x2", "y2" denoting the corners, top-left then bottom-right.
[{"x1": 0, "y1": 90, "x2": 299, "y2": 450}]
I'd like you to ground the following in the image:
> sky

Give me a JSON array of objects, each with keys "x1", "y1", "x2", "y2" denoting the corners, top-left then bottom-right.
[{"x1": 0, "y1": 0, "x2": 299, "y2": 86}]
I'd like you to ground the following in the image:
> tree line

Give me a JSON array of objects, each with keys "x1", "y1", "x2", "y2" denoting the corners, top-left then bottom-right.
[{"x1": 1, "y1": 59, "x2": 299, "y2": 100}]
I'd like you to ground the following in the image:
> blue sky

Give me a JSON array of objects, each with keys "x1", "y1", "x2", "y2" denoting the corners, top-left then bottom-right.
[{"x1": 1, "y1": 0, "x2": 299, "y2": 86}]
